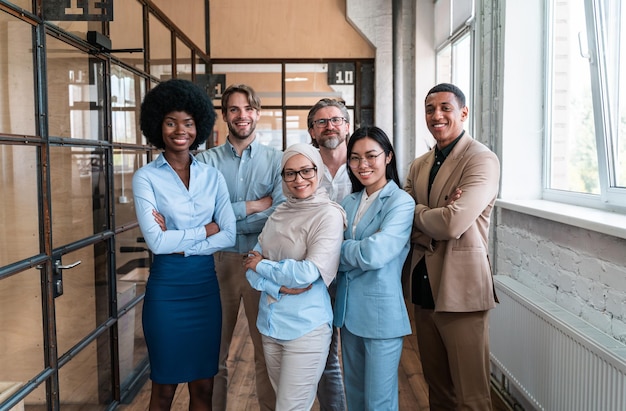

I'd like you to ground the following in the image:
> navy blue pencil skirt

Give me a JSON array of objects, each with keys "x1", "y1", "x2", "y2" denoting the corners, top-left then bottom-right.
[{"x1": 142, "y1": 253, "x2": 221, "y2": 384}]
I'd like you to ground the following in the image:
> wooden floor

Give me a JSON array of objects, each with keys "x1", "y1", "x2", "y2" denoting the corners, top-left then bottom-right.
[{"x1": 117, "y1": 304, "x2": 510, "y2": 411}]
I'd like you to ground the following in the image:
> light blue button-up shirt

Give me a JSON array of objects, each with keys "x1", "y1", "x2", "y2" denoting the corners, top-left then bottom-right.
[
  {"x1": 196, "y1": 138, "x2": 285, "y2": 253},
  {"x1": 248, "y1": 253, "x2": 333, "y2": 340},
  {"x1": 132, "y1": 153, "x2": 236, "y2": 256},
  {"x1": 245, "y1": 200, "x2": 345, "y2": 340}
]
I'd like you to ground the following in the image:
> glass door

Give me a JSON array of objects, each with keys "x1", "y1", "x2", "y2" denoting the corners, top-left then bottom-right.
[
  {"x1": 0, "y1": 19, "x2": 124, "y2": 408},
  {"x1": 0, "y1": 1, "x2": 206, "y2": 408}
]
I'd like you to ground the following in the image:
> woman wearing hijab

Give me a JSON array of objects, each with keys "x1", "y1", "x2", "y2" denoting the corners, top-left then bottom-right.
[
  {"x1": 244, "y1": 143, "x2": 346, "y2": 411},
  {"x1": 334, "y1": 126, "x2": 414, "y2": 410}
]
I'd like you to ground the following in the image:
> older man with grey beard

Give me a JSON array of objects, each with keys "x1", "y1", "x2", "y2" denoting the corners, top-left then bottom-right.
[{"x1": 306, "y1": 98, "x2": 352, "y2": 411}]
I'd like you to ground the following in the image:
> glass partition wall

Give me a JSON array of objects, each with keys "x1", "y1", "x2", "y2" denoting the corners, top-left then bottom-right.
[
  {"x1": 210, "y1": 61, "x2": 373, "y2": 150},
  {"x1": 0, "y1": 1, "x2": 204, "y2": 409},
  {"x1": 0, "y1": 1, "x2": 373, "y2": 409}
]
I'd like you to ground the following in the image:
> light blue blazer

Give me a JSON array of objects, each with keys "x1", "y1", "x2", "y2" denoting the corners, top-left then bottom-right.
[{"x1": 334, "y1": 180, "x2": 414, "y2": 339}]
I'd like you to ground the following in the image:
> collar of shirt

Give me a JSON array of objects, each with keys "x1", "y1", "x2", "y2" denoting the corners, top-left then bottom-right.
[
  {"x1": 429, "y1": 130, "x2": 465, "y2": 192},
  {"x1": 226, "y1": 136, "x2": 259, "y2": 159},
  {"x1": 434, "y1": 129, "x2": 465, "y2": 162},
  {"x1": 155, "y1": 152, "x2": 197, "y2": 168}
]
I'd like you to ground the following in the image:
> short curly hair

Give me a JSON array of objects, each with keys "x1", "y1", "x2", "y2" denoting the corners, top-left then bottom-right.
[{"x1": 140, "y1": 79, "x2": 216, "y2": 150}]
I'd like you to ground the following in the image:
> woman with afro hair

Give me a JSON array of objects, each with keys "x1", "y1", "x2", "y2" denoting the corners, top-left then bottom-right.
[{"x1": 132, "y1": 78, "x2": 236, "y2": 410}]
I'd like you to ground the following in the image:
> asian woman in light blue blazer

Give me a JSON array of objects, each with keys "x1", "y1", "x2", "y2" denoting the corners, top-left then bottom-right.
[{"x1": 334, "y1": 126, "x2": 414, "y2": 410}]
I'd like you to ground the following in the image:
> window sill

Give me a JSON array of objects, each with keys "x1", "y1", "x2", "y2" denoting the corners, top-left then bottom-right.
[{"x1": 495, "y1": 199, "x2": 626, "y2": 240}]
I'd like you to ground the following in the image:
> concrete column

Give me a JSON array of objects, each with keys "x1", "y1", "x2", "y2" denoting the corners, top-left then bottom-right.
[{"x1": 392, "y1": 0, "x2": 416, "y2": 182}]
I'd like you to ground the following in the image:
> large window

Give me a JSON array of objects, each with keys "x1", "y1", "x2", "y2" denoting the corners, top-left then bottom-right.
[{"x1": 546, "y1": 0, "x2": 626, "y2": 210}]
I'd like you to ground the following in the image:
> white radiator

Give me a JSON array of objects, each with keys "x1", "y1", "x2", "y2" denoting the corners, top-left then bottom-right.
[{"x1": 489, "y1": 276, "x2": 626, "y2": 411}]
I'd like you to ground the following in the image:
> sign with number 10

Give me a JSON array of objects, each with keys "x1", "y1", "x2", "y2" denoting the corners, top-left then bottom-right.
[{"x1": 328, "y1": 63, "x2": 356, "y2": 85}]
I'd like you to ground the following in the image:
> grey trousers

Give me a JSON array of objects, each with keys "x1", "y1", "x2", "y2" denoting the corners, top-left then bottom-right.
[{"x1": 316, "y1": 281, "x2": 347, "y2": 411}]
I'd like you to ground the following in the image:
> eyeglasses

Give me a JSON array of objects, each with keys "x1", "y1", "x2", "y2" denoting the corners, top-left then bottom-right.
[
  {"x1": 282, "y1": 166, "x2": 317, "y2": 182},
  {"x1": 348, "y1": 151, "x2": 385, "y2": 167},
  {"x1": 311, "y1": 117, "x2": 346, "y2": 128}
]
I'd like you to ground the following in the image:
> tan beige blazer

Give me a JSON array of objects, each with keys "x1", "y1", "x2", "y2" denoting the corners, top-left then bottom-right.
[{"x1": 404, "y1": 133, "x2": 500, "y2": 312}]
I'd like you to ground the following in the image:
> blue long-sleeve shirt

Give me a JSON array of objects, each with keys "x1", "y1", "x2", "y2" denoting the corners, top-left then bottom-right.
[
  {"x1": 246, "y1": 244, "x2": 333, "y2": 340},
  {"x1": 196, "y1": 138, "x2": 285, "y2": 253},
  {"x1": 132, "y1": 153, "x2": 236, "y2": 256},
  {"x1": 245, "y1": 200, "x2": 345, "y2": 340}
]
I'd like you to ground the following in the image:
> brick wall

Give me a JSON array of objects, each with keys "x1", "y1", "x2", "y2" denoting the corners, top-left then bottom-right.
[{"x1": 494, "y1": 208, "x2": 626, "y2": 344}]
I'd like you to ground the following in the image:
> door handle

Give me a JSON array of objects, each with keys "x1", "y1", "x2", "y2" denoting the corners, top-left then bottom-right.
[
  {"x1": 55, "y1": 260, "x2": 82, "y2": 271},
  {"x1": 53, "y1": 259, "x2": 82, "y2": 298}
]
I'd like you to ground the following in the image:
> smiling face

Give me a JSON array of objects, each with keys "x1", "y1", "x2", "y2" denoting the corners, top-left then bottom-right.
[
  {"x1": 308, "y1": 106, "x2": 350, "y2": 150},
  {"x1": 162, "y1": 111, "x2": 196, "y2": 154},
  {"x1": 348, "y1": 137, "x2": 391, "y2": 195},
  {"x1": 222, "y1": 91, "x2": 260, "y2": 142},
  {"x1": 283, "y1": 154, "x2": 318, "y2": 199},
  {"x1": 425, "y1": 91, "x2": 468, "y2": 149}
]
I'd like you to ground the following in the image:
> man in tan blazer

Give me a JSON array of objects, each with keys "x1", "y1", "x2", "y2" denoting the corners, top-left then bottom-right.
[{"x1": 405, "y1": 83, "x2": 500, "y2": 410}]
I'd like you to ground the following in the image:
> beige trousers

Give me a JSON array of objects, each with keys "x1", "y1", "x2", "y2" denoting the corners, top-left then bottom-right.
[{"x1": 212, "y1": 251, "x2": 276, "y2": 411}]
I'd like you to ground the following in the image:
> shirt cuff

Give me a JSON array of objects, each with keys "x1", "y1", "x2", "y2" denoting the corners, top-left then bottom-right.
[
  {"x1": 257, "y1": 260, "x2": 282, "y2": 299},
  {"x1": 232, "y1": 201, "x2": 247, "y2": 221}
]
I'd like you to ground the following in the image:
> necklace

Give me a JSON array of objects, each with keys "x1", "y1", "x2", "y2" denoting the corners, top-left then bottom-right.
[
  {"x1": 172, "y1": 164, "x2": 189, "y2": 172},
  {"x1": 169, "y1": 159, "x2": 191, "y2": 189},
  {"x1": 164, "y1": 153, "x2": 191, "y2": 172}
]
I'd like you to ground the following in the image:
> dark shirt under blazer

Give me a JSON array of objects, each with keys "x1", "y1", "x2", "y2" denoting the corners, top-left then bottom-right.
[{"x1": 405, "y1": 132, "x2": 500, "y2": 312}]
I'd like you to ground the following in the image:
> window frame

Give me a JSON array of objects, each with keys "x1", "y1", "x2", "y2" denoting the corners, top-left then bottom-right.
[
  {"x1": 543, "y1": 0, "x2": 626, "y2": 212},
  {"x1": 435, "y1": 12, "x2": 474, "y2": 139}
]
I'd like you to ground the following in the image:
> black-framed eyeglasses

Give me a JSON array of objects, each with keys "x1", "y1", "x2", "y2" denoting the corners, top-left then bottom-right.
[
  {"x1": 348, "y1": 151, "x2": 385, "y2": 167},
  {"x1": 282, "y1": 166, "x2": 318, "y2": 182},
  {"x1": 312, "y1": 117, "x2": 346, "y2": 128}
]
